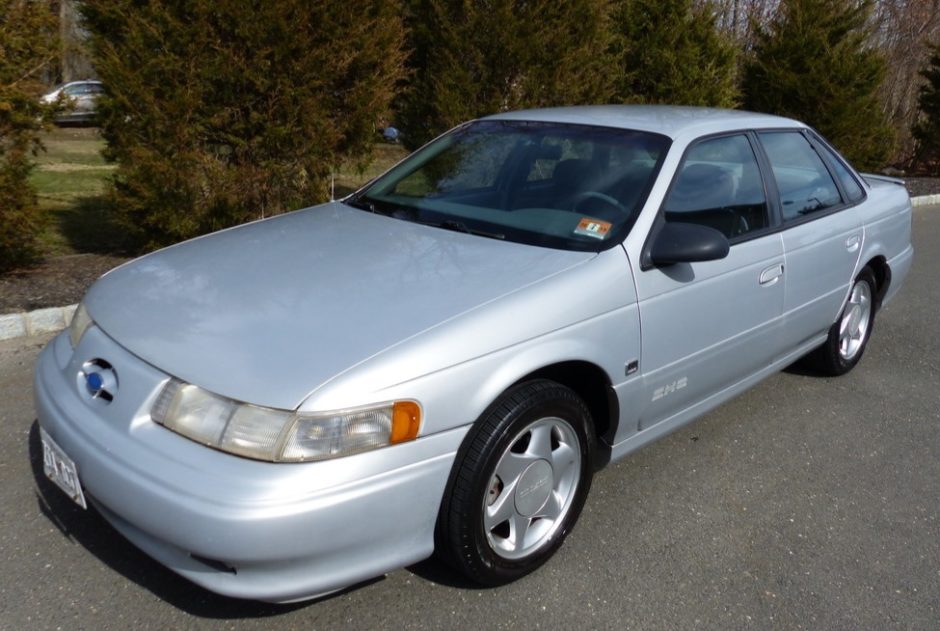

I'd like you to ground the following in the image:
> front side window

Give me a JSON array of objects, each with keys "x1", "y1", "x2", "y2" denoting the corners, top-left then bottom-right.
[
  {"x1": 65, "y1": 83, "x2": 91, "y2": 96},
  {"x1": 663, "y1": 134, "x2": 769, "y2": 239},
  {"x1": 352, "y1": 121, "x2": 670, "y2": 251},
  {"x1": 759, "y1": 132, "x2": 842, "y2": 220}
]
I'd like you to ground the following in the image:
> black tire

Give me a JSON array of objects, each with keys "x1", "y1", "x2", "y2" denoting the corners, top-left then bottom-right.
[
  {"x1": 807, "y1": 266, "x2": 877, "y2": 376},
  {"x1": 436, "y1": 379, "x2": 595, "y2": 586}
]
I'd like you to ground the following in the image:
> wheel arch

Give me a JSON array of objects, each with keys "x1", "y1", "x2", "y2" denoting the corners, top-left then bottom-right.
[
  {"x1": 434, "y1": 377, "x2": 598, "y2": 584},
  {"x1": 862, "y1": 254, "x2": 891, "y2": 310},
  {"x1": 510, "y1": 360, "x2": 619, "y2": 469}
]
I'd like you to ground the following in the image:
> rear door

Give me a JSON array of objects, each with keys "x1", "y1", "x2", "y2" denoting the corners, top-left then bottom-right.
[
  {"x1": 633, "y1": 133, "x2": 785, "y2": 430},
  {"x1": 756, "y1": 131, "x2": 863, "y2": 352}
]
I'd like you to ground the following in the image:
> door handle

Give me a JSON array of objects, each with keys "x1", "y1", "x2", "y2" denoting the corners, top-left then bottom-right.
[
  {"x1": 759, "y1": 264, "x2": 784, "y2": 286},
  {"x1": 846, "y1": 235, "x2": 860, "y2": 252}
]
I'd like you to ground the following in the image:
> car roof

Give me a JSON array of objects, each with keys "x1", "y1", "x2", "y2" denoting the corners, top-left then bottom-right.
[{"x1": 484, "y1": 105, "x2": 804, "y2": 140}]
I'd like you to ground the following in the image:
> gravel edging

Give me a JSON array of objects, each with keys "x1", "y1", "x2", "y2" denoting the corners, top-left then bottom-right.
[{"x1": 2, "y1": 195, "x2": 938, "y2": 342}]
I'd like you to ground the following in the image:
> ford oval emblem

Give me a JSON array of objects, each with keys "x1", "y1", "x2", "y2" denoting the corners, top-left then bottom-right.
[{"x1": 80, "y1": 359, "x2": 118, "y2": 403}]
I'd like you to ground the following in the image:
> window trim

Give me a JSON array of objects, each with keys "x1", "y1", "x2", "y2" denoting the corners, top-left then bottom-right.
[
  {"x1": 641, "y1": 126, "x2": 870, "y2": 272},
  {"x1": 753, "y1": 128, "x2": 865, "y2": 229},
  {"x1": 805, "y1": 129, "x2": 868, "y2": 205},
  {"x1": 640, "y1": 130, "x2": 777, "y2": 271}
]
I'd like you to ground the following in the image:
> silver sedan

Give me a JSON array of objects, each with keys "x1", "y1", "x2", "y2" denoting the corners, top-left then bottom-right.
[
  {"x1": 40, "y1": 80, "x2": 104, "y2": 124},
  {"x1": 34, "y1": 106, "x2": 913, "y2": 602}
]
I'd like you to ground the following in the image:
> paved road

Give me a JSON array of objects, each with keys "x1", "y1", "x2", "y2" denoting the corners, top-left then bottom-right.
[{"x1": 1, "y1": 209, "x2": 938, "y2": 630}]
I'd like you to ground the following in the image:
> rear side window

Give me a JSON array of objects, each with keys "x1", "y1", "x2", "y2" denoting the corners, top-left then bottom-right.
[
  {"x1": 816, "y1": 142, "x2": 865, "y2": 203},
  {"x1": 663, "y1": 134, "x2": 768, "y2": 240},
  {"x1": 759, "y1": 132, "x2": 841, "y2": 220}
]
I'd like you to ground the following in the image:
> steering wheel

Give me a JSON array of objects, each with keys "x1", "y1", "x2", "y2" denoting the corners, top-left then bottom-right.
[
  {"x1": 571, "y1": 191, "x2": 627, "y2": 218},
  {"x1": 732, "y1": 213, "x2": 750, "y2": 236}
]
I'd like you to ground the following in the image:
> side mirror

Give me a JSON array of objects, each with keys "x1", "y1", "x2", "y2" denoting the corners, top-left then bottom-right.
[{"x1": 650, "y1": 222, "x2": 730, "y2": 266}]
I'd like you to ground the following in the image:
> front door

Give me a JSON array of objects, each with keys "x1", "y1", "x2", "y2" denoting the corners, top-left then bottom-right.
[{"x1": 633, "y1": 133, "x2": 785, "y2": 430}]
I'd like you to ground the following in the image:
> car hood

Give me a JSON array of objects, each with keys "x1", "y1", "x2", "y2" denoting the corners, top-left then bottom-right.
[{"x1": 85, "y1": 203, "x2": 593, "y2": 409}]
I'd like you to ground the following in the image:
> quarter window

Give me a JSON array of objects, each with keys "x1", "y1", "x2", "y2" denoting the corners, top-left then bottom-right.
[
  {"x1": 815, "y1": 141, "x2": 865, "y2": 203},
  {"x1": 759, "y1": 132, "x2": 842, "y2": 220},
  {"x1": 663, "y1": 134, "x2": 768, "y2": 239}
]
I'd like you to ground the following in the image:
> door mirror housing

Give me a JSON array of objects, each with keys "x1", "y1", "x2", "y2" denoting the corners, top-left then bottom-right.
[{"x1": 650, "y1": 222, "x2": 730, "y2": 266}]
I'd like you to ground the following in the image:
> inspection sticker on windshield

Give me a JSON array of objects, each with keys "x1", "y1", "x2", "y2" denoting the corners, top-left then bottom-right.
[{"x1": 574, "y1": 218, "x2": 612, "y2": 240}]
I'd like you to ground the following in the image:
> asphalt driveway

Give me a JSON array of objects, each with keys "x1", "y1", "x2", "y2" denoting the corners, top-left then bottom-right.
[{"x1": 1, "y1": 208, "x2": 937, "y2": 630}]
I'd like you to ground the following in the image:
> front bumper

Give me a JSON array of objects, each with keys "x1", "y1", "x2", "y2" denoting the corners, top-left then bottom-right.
[{"x1": 34, "y1": 329, "x2": 466, "y2": 602}]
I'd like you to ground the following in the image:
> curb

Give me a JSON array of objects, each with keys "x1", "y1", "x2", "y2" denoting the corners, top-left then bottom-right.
[
  {"x1": 911, "y1": 193, "x2": 940, "y2": 207},
  {"x1": 2, "y1": 194, "x2": 938, "y2": 343},
  {"x1": 0, "y1": 304, "x2": 77, "y2": 342}
]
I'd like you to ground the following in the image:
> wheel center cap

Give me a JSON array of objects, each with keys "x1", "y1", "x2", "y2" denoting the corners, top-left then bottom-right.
[{"x1": 514, "y1": 460, "x2": 553, "y2": 517}]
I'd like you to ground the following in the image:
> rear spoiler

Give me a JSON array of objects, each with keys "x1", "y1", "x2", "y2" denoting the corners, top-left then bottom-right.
[{"x1": 861, "y1": 173, "x2": 905, "y2": 187}]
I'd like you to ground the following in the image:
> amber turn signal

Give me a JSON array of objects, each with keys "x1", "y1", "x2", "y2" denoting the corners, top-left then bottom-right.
[{"x1": 390, "y1": 401, "x2": 421, "y2": 443}]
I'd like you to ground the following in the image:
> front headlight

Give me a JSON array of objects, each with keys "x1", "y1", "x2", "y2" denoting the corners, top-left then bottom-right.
[
  {"x1": 69, "y1": 302, "x2": 93, "y2": 347},
  {"x1": 150, "y1": 379, "x2": 421, "y2": 462}
]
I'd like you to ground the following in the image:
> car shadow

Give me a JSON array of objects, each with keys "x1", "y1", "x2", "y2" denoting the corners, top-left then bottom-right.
[
  {"x1": 27, "y1": 421, "x2": 379, "y2": 618},
  {"x1": 782, "y1": 357, "x2": 830, "y2": 378},
  {"x1": 405, "y1": 557, "x2": 484, "y2": 590}
]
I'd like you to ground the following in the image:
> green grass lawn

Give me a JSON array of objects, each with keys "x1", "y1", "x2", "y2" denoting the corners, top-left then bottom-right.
[
  {"x1": 30, "y1": 127, "x2": 115, "y2": 256},
  {"x1": 29, "y1": 126, "x2": 408, "y2": 257}
]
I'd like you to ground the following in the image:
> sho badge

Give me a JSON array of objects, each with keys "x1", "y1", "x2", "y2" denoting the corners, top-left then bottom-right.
[{"x1": 652, "y1": 377, "x2": 688, "y2": 402}]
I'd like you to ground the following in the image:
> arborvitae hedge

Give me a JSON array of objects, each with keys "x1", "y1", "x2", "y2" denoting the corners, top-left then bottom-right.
[
  {"x1": 81, "y1": 1, "x2": 407, "y2": 250},
  {"x1": 912, "y1": 44, "x2": 940, "y2": 171},
  {"x1": 613, "y1": 0, "x2": 739, "y2": 107},
  {"x1": 396, "y1": 0, "x2": 616, "y2": 149},
  {"x1": 0, "y1": 1, "x2": 57, "y2": 272},
  {"x1": 743, "y1": 0, "x2": 894, "y2": 169}
]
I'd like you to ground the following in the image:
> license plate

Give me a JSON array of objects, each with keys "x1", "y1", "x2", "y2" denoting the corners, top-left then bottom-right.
[{"x1": 40, "y1": 428, "x2": 87, "y2": 509}]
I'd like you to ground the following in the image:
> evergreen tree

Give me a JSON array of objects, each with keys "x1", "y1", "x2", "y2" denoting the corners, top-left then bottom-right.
[
  {"x1": 396, "y1": 0, "x2": 615, "y2": 148},
  {"x1": 81, "y1": 1, "x2": 407, "y2": 250},
  {"x1": 912, "y1": 44, "x2": 940, "y2": 171},
  {"x1": 0, "y1": 0, "x2": 57, "y2": 272},
  {"x1": 612, "y1": 0, "x2": 739, "y2": 107},
  {"x1": 743, "y1": 0, "x2": 893, "y2": 169}
]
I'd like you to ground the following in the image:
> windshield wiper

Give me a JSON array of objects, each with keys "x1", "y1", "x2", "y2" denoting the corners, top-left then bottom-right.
[
  {"x1": 432, "y1": 219, "x2": 505, "y2": 240},
  {"x1": 346, "y1": 197, "x2": 504, "y2": 240},
  {"x1": 347, "y1": 196, "x2": 414, "y2": 218},
  {"x1": 440, "y1": 219, "x2": 471, "y2": 234},
  {"x1": 345, "y1": 196, "x2": 376, "y2": 213}
]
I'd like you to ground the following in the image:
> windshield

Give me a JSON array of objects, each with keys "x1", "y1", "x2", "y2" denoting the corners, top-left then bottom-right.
[{"x1": 350, "y1": 120, "x2": 670, "y2": 251}]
